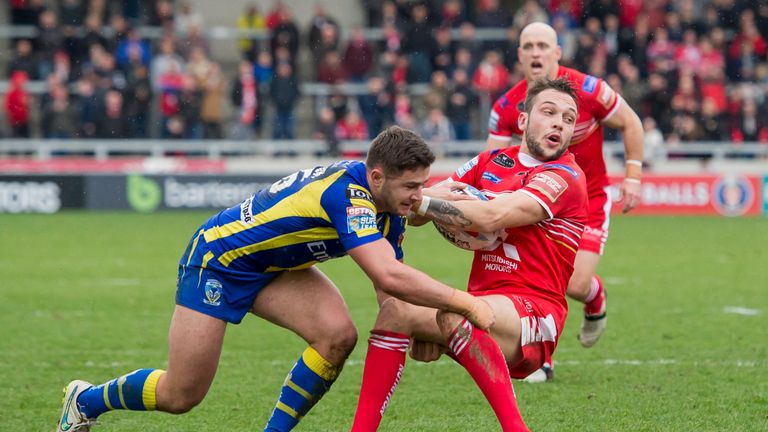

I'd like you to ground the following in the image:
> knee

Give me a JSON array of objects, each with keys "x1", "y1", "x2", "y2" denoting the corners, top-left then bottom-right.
[
  {"x1": 320, "y1": 320, "x2": 358, "y2": 359},
  {"x1": 374, "y1": 298, "x2": 421, "y2": 333},
  {"x1": 435, "y1": 309, "x2": 465, "y2": 337},
  {"x1": 160, "y1": 390, "x2": 206, "y2": 415}
]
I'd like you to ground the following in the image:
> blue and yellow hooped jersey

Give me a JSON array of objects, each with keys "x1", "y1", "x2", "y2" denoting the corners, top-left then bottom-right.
[{"x1": 180, "y1": 161, "x2": 406, "y2": 275}]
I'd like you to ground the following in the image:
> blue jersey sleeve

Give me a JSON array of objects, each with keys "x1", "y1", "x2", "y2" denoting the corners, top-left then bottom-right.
[{"x1": 322, "y1": 180, "x2": 384, "y2": 252}]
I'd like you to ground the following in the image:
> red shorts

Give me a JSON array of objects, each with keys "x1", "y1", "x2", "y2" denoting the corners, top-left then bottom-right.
[
  {"x1": 478, "y1": 292, "x2": 566, "y2": 379},
  {"x1": 579, "y1": 186, "x2": 612, "y2": 255}
]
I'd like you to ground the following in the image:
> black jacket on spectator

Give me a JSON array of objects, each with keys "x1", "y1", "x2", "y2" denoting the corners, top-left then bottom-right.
[
  {"x1": 8, "y1": 53, "x2": 37, "y2": 80},
  {"x1": 270, "y1": 75, "x2": 300, "y2": 111},
  {"x1": 95, "y1": 114, "x2": 130, "y2": 139},
  {"x1": 700, "y1": 113, "x2": 728, "y2": 141},
  {"x1": 446, "y1": 83, "x2": 475, "y2": 124}
]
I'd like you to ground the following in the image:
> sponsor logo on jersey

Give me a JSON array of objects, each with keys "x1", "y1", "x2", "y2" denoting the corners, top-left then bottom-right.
[
  {"x1": 346, "y1": 206, "x2": 377, "y2": 233},
  {"x1": 307, "y1": 241, "x2": 332, "y2": 261},
  {"x1": 582, "y1": 75, "x2": 598, "y2": 93},
  {"x1": 203, "y1": 279, "x2": 223, "y2": 306},
  {"x1": 543, "y1": 163, "x2": 579, "y2": 178},
  {"x1": 520, "y1": 314, "x2": 557, "y2": 346},
  {"x1": 598, "y1": 83, "x2": 617, "y2": 109},
  {"x1": 480, "y1": 253, "x2": 519, "y2": 273},
  {"x1": 491, "y1": 153, "x2": 516, "y2": 168},
  {"x1": 240, "y1": 196, "x2": 254, "y2": 224},
  {"x1": 482, "y1": 171, "x2": 502, "y2": 184},
  {"x1": 456, "y1": 156, "x2": 479, "y2": 178},
  {"x1": 346, "y1": 187, "x2": 373, "y2": 202},
  {"x1": 712, "y1": 175, "x2": 754, "y2": 216},
  {"x1": 488, "y1": 111, "x2": 500, "y2": 132},
  {"x1": 528, "y1": 171, "x2": 569, "y2": 202},
  {"x1": 499, "y1": 96, "x2": 510, "y2": 109}
]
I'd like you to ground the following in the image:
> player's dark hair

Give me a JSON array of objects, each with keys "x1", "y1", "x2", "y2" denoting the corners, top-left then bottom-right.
[
  {"x1": 366, "y1": 126, "x2": 436, "y2": 175},
  {"x1": 523, "y1": 77, "x2": 579, "y2": 114}
]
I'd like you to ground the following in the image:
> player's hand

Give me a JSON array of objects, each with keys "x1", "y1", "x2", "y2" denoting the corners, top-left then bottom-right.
[
  {"x1": 423, "y1": 181, "x2": 475, "y2": 202},
  {"x1": 409, "y1": 339, "x2": 445, "y2": 362},
  {"x1": 465, "y1": 296, "x2": 495, "y2": 330},
  {"x1": 618, "y1": 178, "x2": 642, "y2": 213}
]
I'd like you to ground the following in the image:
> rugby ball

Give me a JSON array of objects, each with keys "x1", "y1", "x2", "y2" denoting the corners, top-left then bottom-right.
[{"x1": 433, "y1": 185, "x2": 502, "y2": 251}]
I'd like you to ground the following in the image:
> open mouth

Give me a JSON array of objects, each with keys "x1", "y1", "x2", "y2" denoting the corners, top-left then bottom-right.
[
  {"x1": 530, "y1": 61, "x2": 543, "y2": 72},
  {"x1": 546, "y1": 133, "x2": 561, "y2": 145}
]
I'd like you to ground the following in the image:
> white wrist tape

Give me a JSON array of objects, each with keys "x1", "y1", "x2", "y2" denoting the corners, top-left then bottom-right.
[
  {"x1": 416, "y1": 196, "x2": 431, "y2": 216},
  {"x1": 624, "y1": 178, "x2": 641, "y2": 184},
  {"x1": 625, "y1": 159, "x2": 643, "y2": 167}
]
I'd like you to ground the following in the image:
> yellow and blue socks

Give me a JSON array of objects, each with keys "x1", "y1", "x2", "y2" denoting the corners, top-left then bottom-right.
[
  {"x1": 77, "y1": 368, "x2": 165, "y2": 418},
  {"x1": 264, "y1": 347, "x2": 341, "y2": 432}
]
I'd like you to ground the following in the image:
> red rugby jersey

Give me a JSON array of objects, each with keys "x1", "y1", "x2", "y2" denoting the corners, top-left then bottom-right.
[{"x1": 450, "y1": 146, "x2": 588, "y2": 309}]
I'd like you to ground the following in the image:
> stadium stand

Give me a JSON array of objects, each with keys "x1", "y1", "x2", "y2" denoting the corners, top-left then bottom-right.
[{"x1": 1, "y1": 0, "x2": 767, "y2": 160}]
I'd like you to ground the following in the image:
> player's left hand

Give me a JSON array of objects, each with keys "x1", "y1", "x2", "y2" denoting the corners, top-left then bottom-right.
[
  {"x1": 619, "y1": 179, "x2": 642, "y2": 213},
  {"x1": 409, "y1": 339, "x2": 445, "y2": 362}
]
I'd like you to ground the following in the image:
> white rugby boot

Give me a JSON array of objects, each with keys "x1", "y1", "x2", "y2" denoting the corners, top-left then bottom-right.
[{"x1": 56, "y1": 380, "x2": 98, "y2": 432}]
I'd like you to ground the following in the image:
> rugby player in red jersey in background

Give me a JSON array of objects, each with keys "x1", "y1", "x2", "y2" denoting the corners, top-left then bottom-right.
[
  {"x1": 351, "y1": 77, "x2": 587, "y2": 431},
  {"x1": 486, "y1": 22, "x2": 645, "y2": 381}
]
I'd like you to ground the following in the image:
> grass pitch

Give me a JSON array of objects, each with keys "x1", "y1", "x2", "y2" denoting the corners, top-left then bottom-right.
[{"x1": 1, "y1": 213, "x2": 766, "y2": 431}]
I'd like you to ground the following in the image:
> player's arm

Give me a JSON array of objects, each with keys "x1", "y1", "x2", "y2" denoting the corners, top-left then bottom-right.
[
  {"x1": 602, "y1": 97, "x2": 644, "y2": 213},
  {"x1": 416, "y1": 188, "x2": 548, "y2": 233},
  {"x1": 348, "y1": 239, "x2": 495, "y2": 330}
]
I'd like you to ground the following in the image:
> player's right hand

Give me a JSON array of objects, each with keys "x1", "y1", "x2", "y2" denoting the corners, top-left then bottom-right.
[
  {"x1": 466, "y1": 297, "x2": 495, "y2": 330},
  {"x1": 423, "y1": 181, "x2": 476, "y2": 202},
  {"x1": 409, "y1": 339, "x2": 445, "y2": 362}
]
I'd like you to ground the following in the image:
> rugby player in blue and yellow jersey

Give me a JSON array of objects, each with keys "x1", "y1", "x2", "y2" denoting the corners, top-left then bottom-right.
[{"x1": 56, "y1": 126, "x2": 495, "y2": 432}]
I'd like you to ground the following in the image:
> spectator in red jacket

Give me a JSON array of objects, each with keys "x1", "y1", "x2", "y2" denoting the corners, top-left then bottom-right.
[
  {"x1": 335, "y1": 110, "x2": 368, "y2": 141},
  {"x1": 342, "y1": 27, "x2": 374, "y2": 82},
  {"x1": 472, "y1": 50, "x2": 509, "y2": 102},
  {"x1": 5, "y1": 71, "x2": 31, "y2": 138}
]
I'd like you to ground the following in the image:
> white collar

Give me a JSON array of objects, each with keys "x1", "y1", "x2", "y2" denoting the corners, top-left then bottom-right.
[{"x1": 518, "y1": 151, "x2": 544, "y2": 167}]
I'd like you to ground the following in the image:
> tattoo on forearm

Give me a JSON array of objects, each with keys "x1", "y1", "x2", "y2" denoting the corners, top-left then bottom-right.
[{"x1": 426, "y1": 198, "x2": 473, "y2": 228}]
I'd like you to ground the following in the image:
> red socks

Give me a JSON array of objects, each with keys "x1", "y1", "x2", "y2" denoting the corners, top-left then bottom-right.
[
  {"x1": 351, "y1": 330, "x2": 409, "y2": 432},
  {"x1": 448, "y1": 319, "x2": 529, "y2": 432},
  {"x1": 584, "y1": 275, "x2": 606, "y2": 316}
]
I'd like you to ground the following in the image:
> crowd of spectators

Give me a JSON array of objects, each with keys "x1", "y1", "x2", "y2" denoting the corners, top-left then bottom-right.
[{"x1": 3, "y1": 0, "x2": 768, "y2": 155}]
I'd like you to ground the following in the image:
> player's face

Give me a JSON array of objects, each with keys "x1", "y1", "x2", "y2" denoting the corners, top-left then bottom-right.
[
  {"x1": 518, "y1": 28, "x2": 561, "y2": 81},
  {"x1": 376, "y1": 166, "x2": 430, "y2": 216},
  {"x1": 519, "y1": 89, "x2": 577, "y2": 161}
]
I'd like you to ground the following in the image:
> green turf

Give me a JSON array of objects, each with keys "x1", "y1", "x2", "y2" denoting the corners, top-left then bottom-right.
[{"x1": 1, "y1": 213, "x2": 766, "y2": 431}]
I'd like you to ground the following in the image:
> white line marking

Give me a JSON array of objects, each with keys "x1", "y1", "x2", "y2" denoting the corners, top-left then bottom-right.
[
  {"x1": 270, "y1": 358, "x2": 767, "y2": 368},
  {"x1": 723, "y1": 306, "x2": 761, "y2": 316}
]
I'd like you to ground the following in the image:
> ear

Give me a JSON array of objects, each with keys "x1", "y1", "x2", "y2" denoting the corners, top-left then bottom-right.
[
  {"x1": 517, "y1": 111, "x2": 528, "y2": 132},
  {"x1": 555, "y1": 45, "x2": 562, "y2": 62},
  {"x1": 370, "y1": 167, "x2": 385, "y2": 186}
]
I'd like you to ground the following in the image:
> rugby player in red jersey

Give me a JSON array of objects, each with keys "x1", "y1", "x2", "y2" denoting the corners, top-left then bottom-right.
[
  {"x1": 486, "y1": 23, "x2": 645, "y2": 381},
  {"x1": 351, "y1": 77, "x2": 587, "y2": 431}
]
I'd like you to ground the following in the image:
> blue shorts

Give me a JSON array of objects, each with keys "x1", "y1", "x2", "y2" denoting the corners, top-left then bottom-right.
[{"x1": 176, "y1": 264, "x2": 279, "y2": 324}]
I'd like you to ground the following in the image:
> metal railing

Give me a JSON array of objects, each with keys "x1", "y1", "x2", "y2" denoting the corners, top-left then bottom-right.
[{"x1": 0, "y1": 139, "x2": 766, "y2": 161}]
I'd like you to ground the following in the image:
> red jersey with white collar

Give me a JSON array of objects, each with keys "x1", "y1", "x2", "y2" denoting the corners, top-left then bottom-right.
[
  {"x1": 450, "y1": 146, "x2": 588, "y2": 310},
  {"x1": 488, "y1": 66, "x2": 620, "y2": 195}
]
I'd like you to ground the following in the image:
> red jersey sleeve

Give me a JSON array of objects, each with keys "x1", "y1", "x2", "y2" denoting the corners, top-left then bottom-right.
[
  {"x1": 519, "y1": 163, "x2": 586, "y2": 219},
  {"x1": 487, "y1": 93, "x2": 521, "y2": 141},
  {"x1": 576, "y1": 73, "x2": 621, "y2": 122}
]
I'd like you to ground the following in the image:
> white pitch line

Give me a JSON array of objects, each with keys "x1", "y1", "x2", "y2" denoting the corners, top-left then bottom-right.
[
  {"x1": 269, "y1": 358, "x2": 766, "y2": 368},
  {"x1": 723, "y1": 306, "x2": 761, "y2": 316}
]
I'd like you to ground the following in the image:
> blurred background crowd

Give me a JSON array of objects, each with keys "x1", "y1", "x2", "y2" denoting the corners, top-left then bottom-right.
[{"x1": 2, "y1": 0, "x2": 768, "y2": 155}]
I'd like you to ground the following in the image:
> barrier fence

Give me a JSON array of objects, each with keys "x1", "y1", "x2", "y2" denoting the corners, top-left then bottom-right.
[{"x1": 1, "y1": 172, "x2": 766, "y2": 216}]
